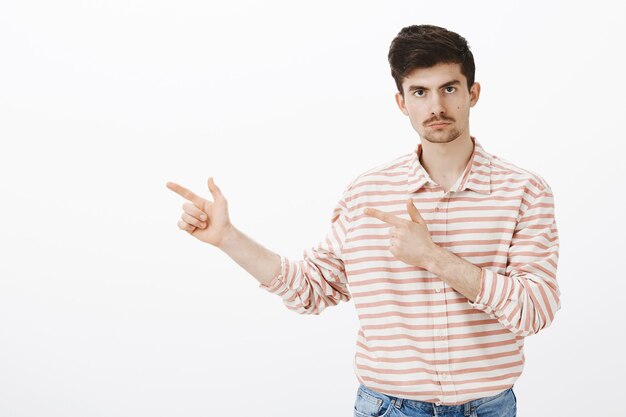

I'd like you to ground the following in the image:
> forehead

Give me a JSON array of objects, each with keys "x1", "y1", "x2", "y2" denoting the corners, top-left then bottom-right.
[{"x1": 402, "y1": 62, "x2": 466, "y2": 88}]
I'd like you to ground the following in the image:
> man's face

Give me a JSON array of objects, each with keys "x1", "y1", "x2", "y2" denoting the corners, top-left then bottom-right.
[{"x1": 395, "y1": 62, "x2": 480, "y2": 144}]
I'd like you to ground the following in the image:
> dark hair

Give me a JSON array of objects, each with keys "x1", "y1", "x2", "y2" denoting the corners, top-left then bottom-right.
[{"x1": 388, "y1": 25, "x2": 475, "y2": 95}]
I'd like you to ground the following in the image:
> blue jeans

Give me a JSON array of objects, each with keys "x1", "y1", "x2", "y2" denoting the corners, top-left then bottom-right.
[{"x1": 354, "y1": 383, "x2": 517, "y2": 417}]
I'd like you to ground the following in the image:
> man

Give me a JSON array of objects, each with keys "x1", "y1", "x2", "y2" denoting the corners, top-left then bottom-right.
[{"x1": 166, "y1": 24, "x2": 560, "y2": 417}]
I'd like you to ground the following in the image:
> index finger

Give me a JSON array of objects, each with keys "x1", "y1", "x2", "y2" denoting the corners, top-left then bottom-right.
[
  {"x1": 363, "y1": 207, "x2": 405, "y2": 226},
  {"x1": 166, "y1": 181, "x2": 204, "y2": 205}
]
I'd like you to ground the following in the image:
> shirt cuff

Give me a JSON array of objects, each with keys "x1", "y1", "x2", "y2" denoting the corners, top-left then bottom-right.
[
  {"x1": 468, "y1": 268, "x2": 502, "y2": 314},
  {"x1": 258, "y1": 255, "x2": 292, "y2": 295}
]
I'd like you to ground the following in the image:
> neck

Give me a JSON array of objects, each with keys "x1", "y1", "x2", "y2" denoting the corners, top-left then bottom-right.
[{"x1": 419, "y1": 135, "x2": 475, "y2": 187}]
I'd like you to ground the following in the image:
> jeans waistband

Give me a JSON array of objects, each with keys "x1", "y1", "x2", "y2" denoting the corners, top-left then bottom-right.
[{"x1": 358, "y1": 383, "x2": 513, "y2": 415}]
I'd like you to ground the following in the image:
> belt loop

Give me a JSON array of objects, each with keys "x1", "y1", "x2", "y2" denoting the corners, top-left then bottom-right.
[
  {"x1": 464, "y1": 401, "x2": 471, "y2": 416},
  {"x1": 394, "y1": 397, "x2": 403, "y2": 409}
]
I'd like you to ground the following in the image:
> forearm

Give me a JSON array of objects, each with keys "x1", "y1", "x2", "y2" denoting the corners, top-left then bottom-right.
[
  {"x1": 425, "y1": 245, "x2": 482, "y2": 302},
  {"x1": 217, "y1": 224, "x2": 282, "y2": 287},
  {"x1": 425, "y1": 245, "x2": 561, "y2": 336}
]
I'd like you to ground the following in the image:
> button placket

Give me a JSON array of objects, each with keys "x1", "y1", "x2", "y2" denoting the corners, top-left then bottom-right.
[
  {"x1": 432, "y1": 194, "x2": 447, "y2": 294},
  {"x1": 432, "y1": 312, "x2": 450, "y2": 392},
  {"x1": 433, "y1": 194, "x2": 453, "y2": 399}
]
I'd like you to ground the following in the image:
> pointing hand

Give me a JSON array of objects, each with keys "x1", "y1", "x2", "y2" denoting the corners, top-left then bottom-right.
[
  {"x1": 364, "y1": 198, "x2": 438, "y2": 268},
  {"x1": 166, "y1": 177, "x2": 233, "y2": 247}
]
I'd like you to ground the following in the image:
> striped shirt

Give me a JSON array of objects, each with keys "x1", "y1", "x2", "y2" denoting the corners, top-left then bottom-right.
[{"x1": 259, "y1": 137, "x2": 560, "y2": 405}]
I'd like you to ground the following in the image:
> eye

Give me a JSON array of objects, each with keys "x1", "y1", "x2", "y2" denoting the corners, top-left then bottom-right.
[
  {"x1": 413, "y1": 89, "x2": 425, "y2": 97},
  {"x1": 444, "y1": 86, "x2": 456, "y2": 93}
]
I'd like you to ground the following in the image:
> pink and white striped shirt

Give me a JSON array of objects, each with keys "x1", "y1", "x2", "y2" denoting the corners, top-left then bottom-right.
[{"x1": 259, "y1": 137, "x2": 560, "y2": 405}]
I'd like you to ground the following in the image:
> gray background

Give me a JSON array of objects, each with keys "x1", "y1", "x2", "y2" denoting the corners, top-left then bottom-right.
[{"x1": 1, "y1": 0, "x2": 624, "y2": 415}]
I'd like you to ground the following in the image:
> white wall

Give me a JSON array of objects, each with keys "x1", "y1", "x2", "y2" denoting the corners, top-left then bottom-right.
[{"x1": 1, "y1": 0, "x2": 624, "y2": 415}]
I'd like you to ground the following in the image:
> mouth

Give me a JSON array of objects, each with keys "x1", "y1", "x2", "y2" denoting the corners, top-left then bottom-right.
[{"x1": 427, "y1": 122, "x2": 451, "y2": 129}]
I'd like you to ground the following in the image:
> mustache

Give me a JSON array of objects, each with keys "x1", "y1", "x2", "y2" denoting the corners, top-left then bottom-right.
[{"x1": 424, "y1": 116, "x2": 454, "y2": 126}]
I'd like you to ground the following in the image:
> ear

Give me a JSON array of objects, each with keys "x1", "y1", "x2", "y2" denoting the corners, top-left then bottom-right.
[
  {"x1": 469, "y1": 82, "x2": 481, "y2": 107},
  {"x1": 395, "y1": 92, "x2": 409, "y2": 116}
]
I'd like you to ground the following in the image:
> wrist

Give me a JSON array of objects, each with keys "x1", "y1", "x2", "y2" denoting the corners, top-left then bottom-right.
[
  {"x1": 217, "y1": 223, "x2": 239, "y2": 251},
  {"x1": 423, "y1": 244, "x2": 448, "y2": 274}
]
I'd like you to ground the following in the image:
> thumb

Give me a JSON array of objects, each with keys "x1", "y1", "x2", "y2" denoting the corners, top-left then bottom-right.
[
  {"x1": 407, "y1": 198, "x2": 424, "y2": 224},
  {"x1": 207, "y1": 177, "x2": 224, "y2": 201}
]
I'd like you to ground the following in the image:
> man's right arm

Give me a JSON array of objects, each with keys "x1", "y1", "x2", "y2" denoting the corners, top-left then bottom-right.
[
  {"x1": 217, "y1": 224, "x2": 282, "y2": 287},
  {"x1": 166, "y1": 177, "x2": 282, "y2": 287},
  {"x1": 166, "y1": 177, "x2": 352, "y2": 315}
]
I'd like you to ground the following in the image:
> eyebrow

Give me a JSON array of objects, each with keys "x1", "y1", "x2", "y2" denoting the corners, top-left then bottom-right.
[{"x1": 407, "y1": 79, "x2": 462, "y2": 91}]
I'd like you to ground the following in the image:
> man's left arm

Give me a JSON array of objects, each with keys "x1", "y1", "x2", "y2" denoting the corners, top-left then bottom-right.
[{"x1": 427, "y1": 185, "x2": 561, "y2": 337}]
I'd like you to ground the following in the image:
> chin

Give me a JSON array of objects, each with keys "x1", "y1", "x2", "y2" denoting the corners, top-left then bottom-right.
[{"x1": 421, "y1": 126, "x2": 465, "y2": 144}]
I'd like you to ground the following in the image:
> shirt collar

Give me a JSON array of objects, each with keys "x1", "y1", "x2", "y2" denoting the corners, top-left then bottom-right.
[{"x1": 407, "y1": 136, "x2": 492, "y2": 195}]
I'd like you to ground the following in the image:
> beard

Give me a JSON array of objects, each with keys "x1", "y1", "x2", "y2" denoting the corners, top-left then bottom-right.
[{"x1": 422, "y1": 125, "x2": 463, "y2": 144}]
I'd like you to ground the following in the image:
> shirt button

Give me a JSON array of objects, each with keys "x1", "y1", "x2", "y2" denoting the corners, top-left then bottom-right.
[{"x1": 435, "y1": 287, "x2": 441, "y2": 293}]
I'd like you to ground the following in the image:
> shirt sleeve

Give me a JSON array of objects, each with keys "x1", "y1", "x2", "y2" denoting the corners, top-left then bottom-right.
[
  {"x1": 469, "y1": 182, "x2": 561, "y2": 337},
  {"x1": 258, "y1": 187, "x2": 352, "y2": 315}
]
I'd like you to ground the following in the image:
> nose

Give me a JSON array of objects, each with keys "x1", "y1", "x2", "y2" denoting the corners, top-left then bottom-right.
[{"x1": 429, "y1": 93, "x2": 446, "y2": 116}]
